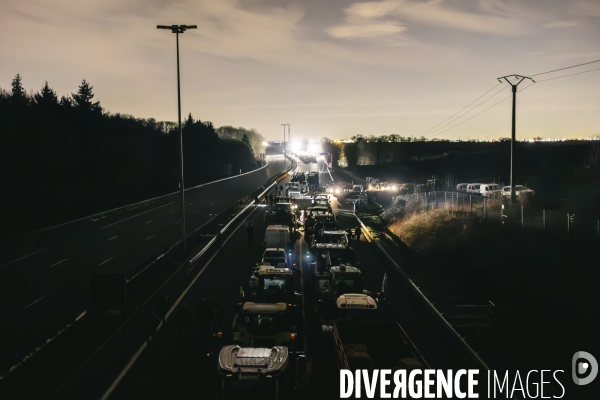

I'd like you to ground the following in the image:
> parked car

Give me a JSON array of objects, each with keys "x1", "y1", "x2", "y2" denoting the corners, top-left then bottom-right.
[
  {"x1": 480, "y1": 184, "x2": 502, "y2": 198},
  {"x1": 502, "y1": 185, "x2": 535, "y2": 197},
  {"x1": 456, "y1": 183, "x2": 469, "y2": 193},
  {"x1": 466, "y1": 183, "x2": 482, "y2": 195}
]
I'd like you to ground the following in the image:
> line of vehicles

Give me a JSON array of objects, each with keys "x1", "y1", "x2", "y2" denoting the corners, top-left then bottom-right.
[
  {"x1": 456, "y1": 183, "x2": 535, "y2": 198},
  {"x1": 211, "y1": 191, "x2": 429, "y2": 399},
  {"x1": 360, "y1": 176, "x2": 535, "y2": 200},
  {"x1": 285, "y1": 172, "x2": 320, "y2": 195}
]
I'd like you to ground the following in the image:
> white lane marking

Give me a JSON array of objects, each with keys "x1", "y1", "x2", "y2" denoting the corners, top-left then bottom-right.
[
  {"x1": 22, "y1": 295, "x2": 47, "y2": 311},
  {"x1": 108, "y1": 236, "x2": 118, "y2": 241},
  {"x1": 99, "y1": 257, "x2": 114, "y2": 266},
  {"x1": 210, "y1": 202, "x2": 216, "y2": 206},
  {"x1": 0, "y1": 248, "x2": 47, "y2": 269},
  {"x1": 102, "y1": 202, "x2": 174, "y2": 229},
  {"x1": 188, "y1": 203, "x2": 193, "y2": 206},
  {"x1": 145, "y1": 235, "x2": 156, "y2": 241},
  {"x1": 175, "y1": 221, "x2": 181, "y2": 225},
  {"x1": 168, "y1": 210, "x2": 175, "y2": 214},
  {"x1": 99, "y1": 341, "x2": 148, "y2": 400},
  {"x1": 51, "y1": 258, "x2": 68, "y2": 267},
  {"x1": 145, "y1": 220, "x2": 152, "y2": 224},
  {"x1": 75, "y1": 310, "x2": 87, "y2": 321},
  {"x1": 194, "y1": 210, "x2": 201, "y2": 214}
]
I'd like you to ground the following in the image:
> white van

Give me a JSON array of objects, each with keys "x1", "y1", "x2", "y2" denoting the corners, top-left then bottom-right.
[
  {"x1": 351, "y1": 185, "x2": 364, "y2": 193},
  {"x1": 456, "y1": 183, "x2": 469, "y2": 193},
  {"x1": 480, "y1": 184, "x2": 501, "y2": 198},
  {"x1": 466, "y1": 184, "x2": 482, "y2": 195},
  {"x1": 263, "y1": 225, "x2": 290, "y2": 250}
]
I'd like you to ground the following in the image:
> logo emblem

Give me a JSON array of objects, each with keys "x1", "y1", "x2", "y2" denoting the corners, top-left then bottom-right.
[{"x1": 572, "y1": 351, "x2": 598, "y2": 385}]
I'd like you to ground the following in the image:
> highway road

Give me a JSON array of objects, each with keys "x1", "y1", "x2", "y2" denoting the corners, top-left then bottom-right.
[
  {"x1": 100, "y1": 158, "x2": 485, "y2": 400},
  {"x1": 0, "y1": 155, "x2": 287, "y2": 376}
]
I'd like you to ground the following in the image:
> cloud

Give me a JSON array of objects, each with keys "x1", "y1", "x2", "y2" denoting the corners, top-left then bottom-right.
[
  {"x1": 570, "y1": 0, "x2": 600, "y2": 17},
  {"x1": 327, "y1": 0, "x2": 531, "y2": 40},
  {"x1": 544, "y1": 20, "x2": 579, "y2": 28},
  {"x1": 327, "y1": 21, "x2": 406, "y2": 39},
  {"x1": 326, "y1": 1, "x2": 407, "y2": 41}
]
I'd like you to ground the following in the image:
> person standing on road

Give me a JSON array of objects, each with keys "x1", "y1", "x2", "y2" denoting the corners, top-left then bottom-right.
[
  {"x1": 355, "y1": 225, "x2": 361, "y2": 244},
  {"x1": 211, "y1": 300, "x2": 224, "y2": 333},
  {"x1": 279, "y1": 184, "x2": 284, "y2": 195},
  {"x1": 157, "y1": 295, "x2": 169, "y2": 320},
  {"x1": 247, "y1": 223, "x2": 254, "y2": 245}
]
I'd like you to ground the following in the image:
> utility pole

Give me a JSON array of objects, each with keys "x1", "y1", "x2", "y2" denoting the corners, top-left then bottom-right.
[
  {"x1": 157, "y1": 24, "x2": 197, "y2": 256},
  {"x1": 497, "y1": 74, "x2": 535, "y2": 204},
  {"x1": 281, "y1": 123, "x2": 289, "y2": 168}
]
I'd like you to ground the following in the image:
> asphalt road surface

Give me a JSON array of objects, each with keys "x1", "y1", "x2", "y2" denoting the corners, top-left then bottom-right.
[
  {"x1": 104, "y1": 158, "x2": 485, "y2": 400},
  {"x1": 0, "y1": 155, "x2": 287, "y2": 375}
]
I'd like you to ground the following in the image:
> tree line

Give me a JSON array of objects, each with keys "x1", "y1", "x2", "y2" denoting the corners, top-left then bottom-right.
[{"x1": 0, "y1": 74, "x2": 264, "y2": 240}]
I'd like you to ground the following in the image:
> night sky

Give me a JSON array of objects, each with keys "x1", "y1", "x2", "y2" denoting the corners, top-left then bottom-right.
[{"x1": 2, "y1": 0, "x2": 599, "y2": 140}]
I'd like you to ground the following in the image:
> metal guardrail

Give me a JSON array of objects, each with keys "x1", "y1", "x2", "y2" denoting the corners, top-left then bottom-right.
[{"x1": 355, "y1": 214, "x2": 489, "y2": 370}]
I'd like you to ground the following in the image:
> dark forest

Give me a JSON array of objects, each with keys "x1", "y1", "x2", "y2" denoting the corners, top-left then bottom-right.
[{"x1": 0, "y1": 75, "x2": 261, "y2": 240}]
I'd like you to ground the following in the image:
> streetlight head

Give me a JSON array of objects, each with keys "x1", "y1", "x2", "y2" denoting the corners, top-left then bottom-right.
[{"x1": 157, "y1": 24, "x2": 197, "y2": 33}]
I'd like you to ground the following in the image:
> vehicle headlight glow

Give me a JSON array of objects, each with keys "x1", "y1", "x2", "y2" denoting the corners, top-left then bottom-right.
[{"x1": 392, "y1": 186, "x2": 397, "y2": 191}]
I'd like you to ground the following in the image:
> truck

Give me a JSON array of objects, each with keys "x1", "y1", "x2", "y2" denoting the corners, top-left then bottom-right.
[
  {"x1": 259, "y1": 247, "x2": 293, "y2": 270},
  {"x1": 312, "y1": 229, "x2": 349, "y2": 248},
  {"x1": 248, "y1": 265, "x2": 301, "y2": 305},
  {"x1": 216, "y1": 345, "x2": 292, "y2": 400},
  {"x1": 232, "y1": 302, "x2": 301, "y2": 354},
  {"x1": 311, "y1": 194, "x2": 331, "y2": 211},
  {"x1": 264, "y1": 202, "x2": 296, "y2": 231},
  {"x1": 263, "y1": 225, "x2": 291, "y2": 254},
  {"x1": 306, "y1": 241, "x2": 360, "y2": 305}
]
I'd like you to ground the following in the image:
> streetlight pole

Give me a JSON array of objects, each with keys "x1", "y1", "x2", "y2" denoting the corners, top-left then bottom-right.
[
  {"x1": 497, "y1": 74, "x2": 535, "y2": 204},
  {"x1": 281, "y1": 123, "x2": 289, "y2": 168},
  {"x1": 158, "y1": 24, "x2": 197, "y2": 256}
]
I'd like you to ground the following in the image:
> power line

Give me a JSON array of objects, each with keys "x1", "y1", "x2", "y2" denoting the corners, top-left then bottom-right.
[
  {"x1": 424, "y1": 84, "x2": 508, "y2": 139},
  {"x1": 429, "y1": 67, "x2": 599, "y2": 139},
  {"x1": 536, "y1": 67, "x2": 600, "y2": 82},
  {"x1": 530, "y1": 59, "x2": 600, "y2": 77},
  {"x1": 419, "y1": 59, "x2": 600, "y2": 140},
  {"x1": 419, "y1": 82, "x2": 502, "y2": 136},
  {"x1": 432, "y1": 82, "x2": 535, "y2": 137}
]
